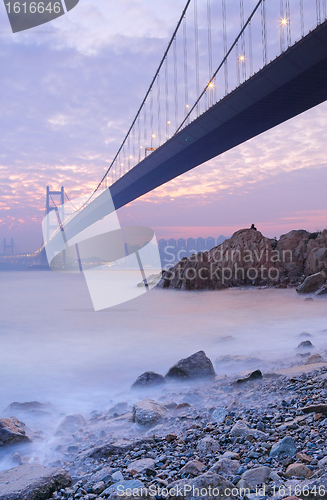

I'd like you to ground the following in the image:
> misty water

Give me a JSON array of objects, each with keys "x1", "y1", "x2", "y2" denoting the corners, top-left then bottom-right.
[{"x1": 0, "y1": 271, "x2": 327, "y2": 470}]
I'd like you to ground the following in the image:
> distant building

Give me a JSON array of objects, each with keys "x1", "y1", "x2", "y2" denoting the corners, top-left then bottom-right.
[
  {"x1": 168, "y1": 238, "x2": 176, "y2": 247},
  {"x1": 196, "y1": 237, "x2": 205, "y2": 248},
  {"x1": 206, "y1": 237, "x2": 215, "y2": 249},
  {"x1": 177, "y1": 237, "x2": 186, "y2": 247},
  {"x1": 187, "y1": 237, "x2": 195, "y2": 248}
]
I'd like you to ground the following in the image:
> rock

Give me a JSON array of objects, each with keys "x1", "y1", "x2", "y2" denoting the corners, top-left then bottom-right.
[
  {"x1": 180, "y1": 460, "x2": 205, "y2": 476},
  {"x1": 285, "y1": 463, "x2": 313, "y2": 478},
  {"x1": 55, "y1": 414, "x2": 86, "y2": 435},
  {"x1": 103, "y1": 479, "x2": 144, "y2": 499},
  {"x1": 127, "y1": 458, "x2": 155, "y2": 474},
  {"x1": 112, "y1": 471, "x2": 124, "y2": 482},
  {"x1": 3, "y1": 401, "x2": 53, "y2": 419},
  {"x1": 316, "y1": 283, "x2": 327, "y2": 295},
  {"x1": 302, "y1": 404, "x2": 327, "y2": 414},
  {"x1": 209, "y1": 458, "x2": 240, "y2": 477},
  {"x1": 133, "y1": 399, "x2": 167, "y2": 426},
  {"x1": 169, "y1": 472, "x2": 235, "y2": 499},
  {"x1": 107, "y1": 402, "x2": 128, "y2": 417},
  {"x1": 296, "y1": 271, "x2": 327, "y2": 294},
  {"x1": 270, "y1": 436, "x2": 297, "y2": 458},
  {"x1": 296, "y1": 452, "x2": 312, "y2": 463},
  {"x1": 197, "y1": 436, "x2": 220, "y2": 454},
  {"x1": 0, "y1": 417, "x2": 31, "y2": 446},
  {"x1": 92, "y1": 481, "x2": 106, "y2": 494},
  {"x1": 297, "y1": 340, "x2": 314, "y2": 349},
  {"x1": 0, "y1": 464, "x2": 71, "y2": 500},
  {"x1": 305, "y1": 354, "x2": 324, "y2": 364},
  {"x1": 240, "y1": 466, "x2": 271, "y2": 488},
  {"x1": 318, "y1": 456, "x2": 327, "y2": 468},
  {"x1": 166, "y1": 433, "x2": 177, "y2": 443},
  {"x1": 230, "y1": 420, "x2": 267, "y2": 440},
  {"x1": 165, "y1": 351, "x2": 216, "y2": 380},
  {"x1": 222, "y1": 451, "x2": 240, "y2": 460},
  {"x1": 131, "y1": 372, "x2": 165, "y2": 389},
  {"x1": 235, "y1": 370, "x2": 263, "y2": 384},
  {"x1": 211, "y1": 407, "x2": 227, "y2": 423},
  {"x1": 88, "y1": 466, "x2": 113, "y2": 486}
]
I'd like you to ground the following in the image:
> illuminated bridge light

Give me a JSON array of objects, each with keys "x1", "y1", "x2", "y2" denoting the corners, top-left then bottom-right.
[
  {"x1": 152, "y1": 134, "x2": 156, "y2": 138},
  {"x1": 280, "y1": 18, "x2": 289, "y2": 26},
  {"x1": 239, "y1": 55, "x2": 245, "y2": 62}
]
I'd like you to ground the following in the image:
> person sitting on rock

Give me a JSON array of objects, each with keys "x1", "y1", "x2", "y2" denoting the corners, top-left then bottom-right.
[{"x1": 250, "y1": 223, "x2": 257, "y2": 230}]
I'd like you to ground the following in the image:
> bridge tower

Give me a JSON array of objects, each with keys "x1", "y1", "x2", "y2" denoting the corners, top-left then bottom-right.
[
  {"x1": 3, "y1": 237, "x2": 14, "y2": 256},
  {"x1": 39, "y1": 186, "x2": 65, "y2": 266}
]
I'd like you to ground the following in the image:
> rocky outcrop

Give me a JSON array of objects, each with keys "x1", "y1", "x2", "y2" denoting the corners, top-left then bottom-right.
[
  {"x1": 165, "y1": 351, "x2": 216, "y2": 380},
  {"x1": 0, "y1": 464, "x2": 71, "y2": 500},
  {"x1": 297, "y1": 271, "x2": 327, "y2": 293},
  {"x1": 157, "y1": 228, "x2": 327, "y2": 292},
  {"x1": 0, "y1": 417, "x2": 31, "y2": 446}
]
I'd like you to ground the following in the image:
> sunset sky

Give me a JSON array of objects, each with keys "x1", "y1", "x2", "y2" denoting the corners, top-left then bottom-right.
[{"x1": 0, "y1": 0, "x2": 326, "y2": 253}]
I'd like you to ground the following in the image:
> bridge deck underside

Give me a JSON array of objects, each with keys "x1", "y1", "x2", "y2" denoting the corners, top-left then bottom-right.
[{"x1": 64, "y1": 20, "x2": 327, "y2": 242}]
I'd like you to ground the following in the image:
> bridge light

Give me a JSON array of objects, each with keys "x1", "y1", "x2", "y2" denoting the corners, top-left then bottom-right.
[
  {"x1": 130, "y1": 155, "x2": 133, "y2": 159},
  {"x1": 185, "y1": 104, "x2": 189, "y2": 108},
  {"x1": 239, "y1": 55, "x2": 245, "y2": 62},
  {"x1": 152, "y1": 134, "x2": 156, "y2": 138},
  {"x1": 280, "y1": 17, "x2": 289, "y2": 26},
  {"x1": 167, "y1": 120, "x2": 170, "y2": 124},
  {"x1": 208, "y1": 81, "x2": 214, "y2": 88}
]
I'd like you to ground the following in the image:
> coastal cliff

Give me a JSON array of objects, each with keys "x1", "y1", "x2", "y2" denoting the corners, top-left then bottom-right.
[{"x1": 157, "y1": 228, "x2": 327, "y2": 292}]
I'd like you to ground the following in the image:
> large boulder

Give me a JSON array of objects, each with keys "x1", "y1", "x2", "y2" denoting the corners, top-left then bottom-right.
[
  {"x1": 296, "y1": 271, "x2": 327, "y2": 294},
  {"x1": 0, "y1": 417, "x2": 31, "y2": 446},
  {"x1": 133, "y1": 399, "x2": 167, "y2": 426},
  {"x1": 55, "y1": 414, "x2": 86, "y2": 436},
  {"x1": 165, "y1": 351, "x2": 216, "y2": 380},
  {"x1": 304, "y1": 230, "x2": 327, "y2": 276},
  {"x1": 131, "y1": 371, "x2": 165, "y2": 390},
  {"x1": 0, "y1": 464, "x2": 71, "y2": 500}
]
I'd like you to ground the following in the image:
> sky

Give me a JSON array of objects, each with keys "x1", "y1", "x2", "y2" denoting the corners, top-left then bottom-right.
[{"x1": 0, "y1": 0, "x2": 326, "y2": 253}]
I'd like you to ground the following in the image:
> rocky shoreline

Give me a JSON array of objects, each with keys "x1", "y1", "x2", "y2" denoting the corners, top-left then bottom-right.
[
  {"x1": 3, "y1": 344, "x2": 327, "y2": 500},
  {"x1": 156, "y1": 229, "x2": 327, "y2": 294}
]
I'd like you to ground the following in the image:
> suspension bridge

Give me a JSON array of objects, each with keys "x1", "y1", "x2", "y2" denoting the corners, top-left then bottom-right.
[
  {"x1": 2, "y1": 0, "x2": 327, "y2": 263},
  {"x1": 54, "y1": 0, "x2": 327, "y2": 247}
]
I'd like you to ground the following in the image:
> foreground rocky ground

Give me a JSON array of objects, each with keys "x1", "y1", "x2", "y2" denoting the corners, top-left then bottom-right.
[{"x1": 3, "y1": 345, "x2": 327, "y2": 500}]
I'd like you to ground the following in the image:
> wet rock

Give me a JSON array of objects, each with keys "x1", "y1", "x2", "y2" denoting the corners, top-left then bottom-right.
[
  {"x1": 285, "y1": 463, "x2": 313, "y2": 478},
  {"x1": 240, "y1": 466, "x2": 271, "y2": 488},
  {"x1": 270, "y1": 436, "x2": 297, "y2": 458},
  {"x1": 3, "y1": 401, "x2": 53, "y2": 419},
  {"x1": 131, "y1": 372, "x2": 165, "y2": 389},
  {"x1": 297, "y1": 340, "x2": 314, "y2": 349},
  {"x1": 127, "y1": 458, "x2": 155, "y2": 474},
  {"x1": 55, "y1": 414, "x2": 86, "y2": 435},
  {"x1": 169, "y1": 472, "x2": 235, "y2": 500},
  {"x1": 305, "y1": 354, "x2": 324, "y2": 364},
  {"x1": 133, "y1": 399, "x2": 167, "y2": 426},
  {"x1": 165, "y1": 350, "x2": 216, "y2": 380},
  {"x1": 0, "y1": 464, "x2": 71, "y2": 500},
  {"x1": 180, "y1": 460, "x2": 205, "y2": 476},
  {"x1": 230, "y1": 420, "x2": 267, "y2": 440},
  {"x1": 197, "y1": 436, "x2": 220, "y2": 454},
  {"x1": 222, "y1": 451, "x2": 240, "y2": 460},
  {"x1": 0, "y1": 417, "x2": 31, "y2": 446},
  {"x1": 235, "y1": 370, "x2": 263, "y2": 384},
  {"x1": 296, "y1": 271, "x2": 326, "y2": 294}
]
